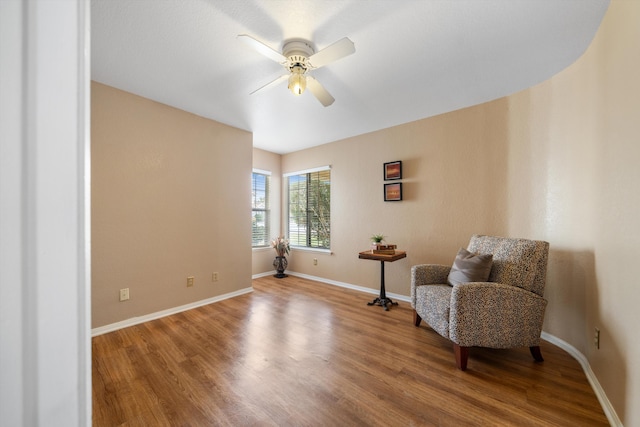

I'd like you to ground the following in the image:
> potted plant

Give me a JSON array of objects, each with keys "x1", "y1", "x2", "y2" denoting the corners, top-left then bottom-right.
[{"x1": 371, "y1": 233, "x2": 385, "y2": 249}]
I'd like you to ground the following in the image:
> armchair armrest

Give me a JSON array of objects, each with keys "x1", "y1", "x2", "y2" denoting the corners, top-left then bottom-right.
[
  {"x1": 449, "y1": 282, "x2": 548, "y2": 348},
  {"x1": 410, "y1": 264, "x2": 451, "y2": 305}
]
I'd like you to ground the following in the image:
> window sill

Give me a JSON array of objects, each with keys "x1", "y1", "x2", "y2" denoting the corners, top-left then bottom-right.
[{"x1": 291, "y1": 247, "x2": 332, "y2": 255}]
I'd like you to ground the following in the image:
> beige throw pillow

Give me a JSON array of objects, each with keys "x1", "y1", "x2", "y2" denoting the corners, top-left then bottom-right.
[{"x1": 447, "y1": 247, "x2": 493, "y2": 286}]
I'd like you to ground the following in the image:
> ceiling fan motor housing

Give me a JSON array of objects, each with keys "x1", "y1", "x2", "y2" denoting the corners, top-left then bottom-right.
[{"x1": 283, "y1": 40, "x2": 314, "y2": 72}]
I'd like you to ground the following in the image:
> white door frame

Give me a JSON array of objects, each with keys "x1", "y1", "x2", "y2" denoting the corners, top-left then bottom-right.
[{"x1": 0, "y1": 0, "x2": 91, "y2": 425}]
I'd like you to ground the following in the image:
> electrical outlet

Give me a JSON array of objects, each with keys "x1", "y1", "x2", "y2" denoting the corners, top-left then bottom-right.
[
  {"x1": 313, "y1": 258, "x2": 318, "y2": 266},
  {"x1": 119, "y1": 288, "x2": 129, "y2": 301},
  {"x1": 187, "y1": 276, "x2": 194, "y2": 287},
  {"x1": 212, "y1": 272, "x2": 218, "y2": 282},
  {"x1": 594, "y1": 328, "x2": 600, "y2": 349}
]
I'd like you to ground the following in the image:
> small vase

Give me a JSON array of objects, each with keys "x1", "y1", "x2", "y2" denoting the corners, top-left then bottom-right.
[{"x1": 273, "y1": 256, "x2": 288, "y2": 278}]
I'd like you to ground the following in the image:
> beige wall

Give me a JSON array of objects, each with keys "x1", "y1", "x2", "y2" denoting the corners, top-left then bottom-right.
[
  {"x1": 252, "y1": 148, "x2": 283, "y2": 275},
  {"x1": 92, "y1": 82, "x2": 253, "y2": 327},
  {"x1": 279, "y1": 1, "x2": 638, "y2": 423},
  {"x1": 510, "y1": 1, "x2": 639, "y2": 423},
  {"x1": 281, "y1": 101, "x2": 512, "y2": 293}
]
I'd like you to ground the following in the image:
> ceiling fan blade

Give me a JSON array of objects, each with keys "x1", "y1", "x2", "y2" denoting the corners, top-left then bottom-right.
[
  {"x1": 238, "y1": 34, "x2": 287, "y2": 64},
  {"x1": 306, "y1": 76, "x2": 335, "y2": 107},
  {"x1": 308, "y1": 37, "x2": 355, "y2": 69},
  {"x1": 250, "y1": 74, "x2": 288, "y2": 95}
]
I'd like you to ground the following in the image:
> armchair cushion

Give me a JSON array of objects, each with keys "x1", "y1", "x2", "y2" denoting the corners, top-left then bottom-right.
[
  {"x1": 449, "y1": 282, "x2": 547, "y2": 348},
  {"x1": 447, "y1": 247, "x2": 493, "y2": 286},
  {"x1": 410, "y1": 264, "x2": 451, "y2": 307}
]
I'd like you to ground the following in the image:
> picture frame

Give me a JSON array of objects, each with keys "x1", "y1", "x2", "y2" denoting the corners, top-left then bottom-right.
[
  {"x1": 383, "y1": 160, "x2": 402, "y2": 181},
  {"x1": 384, "y1": 183, "x2": 403, "y2": 201}
]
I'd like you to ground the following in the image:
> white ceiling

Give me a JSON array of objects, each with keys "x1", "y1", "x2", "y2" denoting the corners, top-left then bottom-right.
[{"x1": 91, "y1": 0, "x2": 609, "y2": 154}]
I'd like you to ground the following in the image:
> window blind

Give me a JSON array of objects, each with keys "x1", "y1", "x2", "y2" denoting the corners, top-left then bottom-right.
[
  {"x1": 251, "y1": 171, "x2": 270, "y2": 247},
  {"x1": 287, "y1": 167, "x2": 330, "y2": 249}
]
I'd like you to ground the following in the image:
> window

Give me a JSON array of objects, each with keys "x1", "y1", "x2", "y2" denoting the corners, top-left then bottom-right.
[
  {"x1": 286, "y1": 166, "x2": 331, "y2": 249},
  {"x1": 251, "y1": 170, "x2": 270, "y2": 247}
]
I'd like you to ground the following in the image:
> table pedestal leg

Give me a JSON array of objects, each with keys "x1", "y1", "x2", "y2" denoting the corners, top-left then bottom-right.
[{"x1": 367, "y1": 260, "x2": 398, "y2": 311}]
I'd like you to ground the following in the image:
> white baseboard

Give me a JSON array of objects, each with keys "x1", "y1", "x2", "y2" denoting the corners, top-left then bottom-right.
[
  {"x1": 91, "y1": 287, "x2": 253, "y2": 337},
  {"x1": 251, "y1": 271, "x2": 276, "y2": 279},
  {"x1": 541, "y1": 332, "x2": 621, "y2": 426},
  {"x1": 286, "y1": 271, "x2": 411, "y2": 303}
]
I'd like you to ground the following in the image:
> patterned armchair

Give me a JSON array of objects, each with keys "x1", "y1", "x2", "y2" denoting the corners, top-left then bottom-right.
[{"x1": 411, "y1": 235, "x2": 550, "y2": 370}]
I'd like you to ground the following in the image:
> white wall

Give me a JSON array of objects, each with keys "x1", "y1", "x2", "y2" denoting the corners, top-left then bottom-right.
[{"x1": 0, "y1": 0, "x2": 91, "y2": 425}]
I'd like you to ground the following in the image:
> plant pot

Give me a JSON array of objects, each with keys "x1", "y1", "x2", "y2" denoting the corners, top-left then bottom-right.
[{"x1": 273, "y1": 256, "x2": 288, "y2": 278}]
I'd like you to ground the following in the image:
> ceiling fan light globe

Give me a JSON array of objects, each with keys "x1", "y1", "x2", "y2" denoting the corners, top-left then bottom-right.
[{"x1": 288, "y1": 71, "x2": 306, "y2": 96}]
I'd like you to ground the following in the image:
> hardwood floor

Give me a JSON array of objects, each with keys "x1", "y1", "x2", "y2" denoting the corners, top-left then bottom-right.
[{"x1": 92, "y1": 275, "x2": 609, "y2": 426}]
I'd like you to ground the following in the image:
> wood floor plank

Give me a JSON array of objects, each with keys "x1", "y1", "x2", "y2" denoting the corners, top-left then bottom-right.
[{"x1": 92, "y1": 275, "x2": 609, "y2": 426}]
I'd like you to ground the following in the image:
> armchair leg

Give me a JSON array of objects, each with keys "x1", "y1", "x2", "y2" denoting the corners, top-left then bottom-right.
[
  {"x1": 530, "y1": 346, "x2": 544, "y2": 362},
  {"x1": 453, "y1": 344, "x2": 469, "y2": 371},
  {"x1": 413, "y1": 310, "x2": 422, "y2": 327}
]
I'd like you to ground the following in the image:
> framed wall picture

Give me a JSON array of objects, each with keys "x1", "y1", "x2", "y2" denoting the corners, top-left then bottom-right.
[
  {"x1": 383, "y1": 160, "x2": 402, "y2": 180},
  {"x1": 384, "y1": 183, "x2": 403, "y2": 201}
]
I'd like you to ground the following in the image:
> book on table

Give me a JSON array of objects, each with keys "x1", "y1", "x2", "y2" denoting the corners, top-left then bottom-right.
[
  {"x1": 370, "y1": 243, "x2": 397, "y2": 255},
  {"x1": 372, "y1": 249, "x2": 396, "y2": 255}
]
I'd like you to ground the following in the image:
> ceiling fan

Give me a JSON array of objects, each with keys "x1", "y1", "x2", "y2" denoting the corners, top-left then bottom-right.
[{"x1": 238, "y1": 34, "x2": 355, "y2": 107}]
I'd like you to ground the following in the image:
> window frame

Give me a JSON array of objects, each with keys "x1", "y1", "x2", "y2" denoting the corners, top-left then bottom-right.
[
  {"x1": 251, "y1": 169, "x2": 271, "y2": 248},
  {"x1": 285, "y1": 166, "x2": 331, "y2": 252}
]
